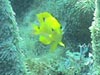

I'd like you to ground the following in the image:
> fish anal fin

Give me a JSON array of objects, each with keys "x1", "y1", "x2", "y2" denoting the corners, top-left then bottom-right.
[{"x1": 50, "y1": 42, "x2": 58, "y2": 52}]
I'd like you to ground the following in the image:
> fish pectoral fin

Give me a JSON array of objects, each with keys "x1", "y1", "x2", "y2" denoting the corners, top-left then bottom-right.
[
  {"x1": 39, "y1": 36, "x2": 51, "y2": 45},
  {"x1": 59, "y1": 42, "x2": 65, "y2": 47}
]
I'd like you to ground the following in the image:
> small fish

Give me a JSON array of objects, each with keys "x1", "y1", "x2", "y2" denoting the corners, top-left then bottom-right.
[{"x1": 33, "y1": 12, "x2": 65, "y2": 52}]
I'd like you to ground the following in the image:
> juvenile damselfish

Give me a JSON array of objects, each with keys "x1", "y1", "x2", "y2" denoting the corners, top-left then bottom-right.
[{"x1": 33, "y1": 12, "x2": 65, "y2": 52}]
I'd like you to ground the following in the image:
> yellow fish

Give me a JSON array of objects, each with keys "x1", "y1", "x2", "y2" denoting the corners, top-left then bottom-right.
[{"x1": 33, "y1": 12, "x2": 65, "y2": 52}]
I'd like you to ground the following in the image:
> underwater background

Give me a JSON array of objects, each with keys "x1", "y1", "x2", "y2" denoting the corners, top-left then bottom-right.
[{"x1": 1, "y1": 0, "x2": 100, "y2": 75}]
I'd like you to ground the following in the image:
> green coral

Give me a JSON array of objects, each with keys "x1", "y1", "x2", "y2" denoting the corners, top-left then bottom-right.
[
  {"x1": 89, "y1": 0, "x2": 100, "y2": 74},
  {"x1": 0, "y1": 0, "x2": 27, "y2": 75},
  {"x1": 63, "y1": 0, "x2": 95, "y2": 51}
]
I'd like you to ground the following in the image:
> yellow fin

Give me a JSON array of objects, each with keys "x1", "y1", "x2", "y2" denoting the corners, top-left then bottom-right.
[
  {"x1": 39, "y1": 36, "x2": 51, "y2": 45},
  {"x1": 59, "y1": 42, "x2": 65, "y2": 47},
  {"x1": 50, "y1": 42, "x2": 58, "y2": 52}
]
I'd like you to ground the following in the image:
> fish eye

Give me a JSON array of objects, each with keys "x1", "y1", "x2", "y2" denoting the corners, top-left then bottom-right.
[
  {"x1": 52, "y1": 28, "x2": 54, "y2": 31},
  {"x1": 38, "y1": 26, "x2": 40, "y2": 29},
  {"x1": 43, "y1": 17, "x2": 46, "y2": 22},
  {"x1": 60, "y1": 26, "x2": 62, "y2": 29}
]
